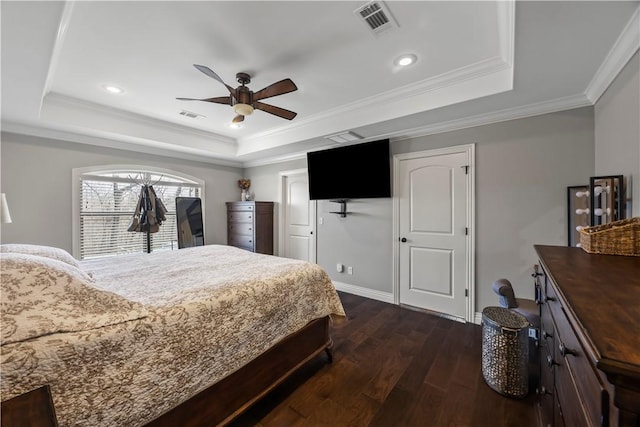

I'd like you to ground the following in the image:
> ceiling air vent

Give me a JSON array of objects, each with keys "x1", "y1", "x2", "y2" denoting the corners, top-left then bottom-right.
[
  {"x1": 325, "y1": 131, "x2": 363, "y2": 144},
  {"x1": 179, "y1": 110, "x2": 205, "y2": 119},
  {"x1": 354, "y1": 1, "x2": 398, "y2": 36}
]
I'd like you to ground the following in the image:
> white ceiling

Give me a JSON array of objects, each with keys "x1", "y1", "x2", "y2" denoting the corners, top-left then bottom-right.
[{"x1": 1, "y1": 1, "x2": 638, "y2": 167}]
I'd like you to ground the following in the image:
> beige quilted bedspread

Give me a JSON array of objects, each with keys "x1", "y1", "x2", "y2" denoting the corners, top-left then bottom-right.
[{"x1": 1, "y1": 245, "x2": 345, "y2": 426}]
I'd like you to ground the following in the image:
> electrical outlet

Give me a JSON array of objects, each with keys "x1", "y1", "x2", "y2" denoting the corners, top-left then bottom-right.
[
  {"x1": 336, "y1": 263, "x2": 343, "y2": 273},
  {"x1": 347, "y1": 266, "x2": 353, "y2": 275}
]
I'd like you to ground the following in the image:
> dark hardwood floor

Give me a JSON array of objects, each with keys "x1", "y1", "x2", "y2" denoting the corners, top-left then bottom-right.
[{"x1": 230, "y1": 291, "x2": 539, "y2": 427}]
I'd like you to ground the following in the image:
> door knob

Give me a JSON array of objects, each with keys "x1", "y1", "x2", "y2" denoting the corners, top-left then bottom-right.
[{"x1": 401, "y1": 237, "x2": 407, "y2": 242}]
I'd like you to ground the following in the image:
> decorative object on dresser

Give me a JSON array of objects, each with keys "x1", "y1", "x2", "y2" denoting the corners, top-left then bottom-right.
[
  {"x1": 579, "y1": 217, "x2": 640, "y2": 257},
  {"x1": 238, "y1": 178, "x2": 251, "y2": 201},
  {"x1": 534, "y1": 245, "x2": 640, "y2": 427},
  {"x1": 226, "y1": 201, "x2": 274, "y2": 254}
]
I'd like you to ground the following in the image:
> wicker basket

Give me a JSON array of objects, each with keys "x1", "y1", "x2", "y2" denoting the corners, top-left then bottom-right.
[
  {"x1": 481, "y1": 307, "x2": 530, "y2": 398},
  {"x1": 579, "y1": 217, "x2": 640, "y2": 256}
]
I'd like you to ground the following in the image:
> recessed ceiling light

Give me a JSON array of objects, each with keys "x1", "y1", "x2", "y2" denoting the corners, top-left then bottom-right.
[
  {"x1": 102, "y1": 84, "x2": 124, "y2": 94},
  {"x1": 395, "y1": 54, "x2": 417, "y2": 67}
]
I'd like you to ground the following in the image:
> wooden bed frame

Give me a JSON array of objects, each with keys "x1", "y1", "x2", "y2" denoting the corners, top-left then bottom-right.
[{"x1": 1, "y1": 316, "x2": 333, "y2": 427}]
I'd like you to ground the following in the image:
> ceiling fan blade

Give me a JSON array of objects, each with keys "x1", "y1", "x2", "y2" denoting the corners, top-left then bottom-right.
[
  {"x1": 254, "y1": 101, "x2": 297, "y2": 120},
  {"x1": 176, "y1": 96, "x2": 232, "y2": 105},
  {"x1": 232, "y1": 114, "x2": 245, "y2": 123},
  {"x1": 193, "y1": 64, "x2": 236, "y2": 97},
  {"x1": 253, "y1": 79, "x2": 298, "y2": 101}
]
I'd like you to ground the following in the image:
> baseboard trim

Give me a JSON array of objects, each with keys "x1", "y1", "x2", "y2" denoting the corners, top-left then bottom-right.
[
  {"x1": 474, "y1": 312, "x2": 483, "y2": 325},
  {"x1": 332, "y1": 281, "x2": 395, "y2": 304}
]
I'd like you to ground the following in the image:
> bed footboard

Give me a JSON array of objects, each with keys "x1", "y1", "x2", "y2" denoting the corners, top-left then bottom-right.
[
  {"x1": 1, "y1": 385, "x2": 58, "y2": 427},
  {"x1": 146, "y1": 316, "x2": 332, "y2": 427}
]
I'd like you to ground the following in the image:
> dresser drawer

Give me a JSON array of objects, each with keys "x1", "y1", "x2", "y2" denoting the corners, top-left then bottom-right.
[
  {"x1": 552, "y1": 305, "x2": 608, "y2": 427},
  {"x1": 539, "y1": 345, "x2": 555, "y2": 427},
  {"x1": 227, "y1": 203, "x2": 254, "y2": 212},
  {"x1": 228, "y1": 235, "x2": 254, "y2": 250},
  {"x1": 553, "y1": 333, "x2": 592, "y2": 426},
  {"x1": 228, "y1": 211, "x2": 254, "y2": 223},
  {"x1": 228, "y1": 223, "x2": 253, "y2": 236},
  {"x1": 554, "y1": 393, "x2": 565, "y2": 427}
]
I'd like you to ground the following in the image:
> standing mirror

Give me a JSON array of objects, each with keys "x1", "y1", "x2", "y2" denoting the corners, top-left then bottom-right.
[
  {"x1": 589, "y1": 175, "x2": 624, "y2": 227},
  {"x1": 176, "y1": 197, "x2": 204, "y2": 249}
]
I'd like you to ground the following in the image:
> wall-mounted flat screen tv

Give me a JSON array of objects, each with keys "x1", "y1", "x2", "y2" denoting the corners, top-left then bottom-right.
[{"x1": 307, "y1": 139, "x2": 391, "y2": 200}]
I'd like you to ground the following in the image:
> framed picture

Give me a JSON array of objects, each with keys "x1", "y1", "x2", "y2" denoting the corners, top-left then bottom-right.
[{"x1": 567, "y1": 185, "x2": 590, "y2": 247}]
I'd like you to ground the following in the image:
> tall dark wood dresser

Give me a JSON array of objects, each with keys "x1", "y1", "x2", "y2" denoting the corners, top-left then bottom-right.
[
  {"x1": 226, "y1": 201, "x2": 274, "y2": 255},
  {"x1": 534, "y1": 245, "x2": 640, "y2": 427}
]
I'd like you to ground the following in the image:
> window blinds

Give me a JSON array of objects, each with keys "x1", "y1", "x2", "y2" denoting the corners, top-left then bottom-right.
[{"x1": 79, "y1": 173, "x2": 201, "y2": 259}]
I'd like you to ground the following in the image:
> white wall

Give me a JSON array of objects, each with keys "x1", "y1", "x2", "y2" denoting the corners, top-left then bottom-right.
[
  {"x1": 0, "y1": 132, "x2": 243, "y2": 252},
  {"x1": 595, "y1": 51, "x2": 640, "y2": 217},
  {"x1": 247, "y1": 106, "x2": 596, "y2": 313}
]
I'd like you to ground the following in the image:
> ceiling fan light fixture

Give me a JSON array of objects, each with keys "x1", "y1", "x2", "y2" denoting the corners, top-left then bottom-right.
[
  {"x1": 233, "y1": 103, "x2": 254, "y2": 116},
  {"x1": 229, "y1": 122, "x2": 242, "y2": 129}
]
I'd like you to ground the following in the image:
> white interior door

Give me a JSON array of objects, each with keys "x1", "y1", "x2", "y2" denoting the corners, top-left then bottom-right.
[
  {"x1": 397, "y1": 148, "x2": 472, "y2": 320},
  {"x1": 279, "y1": 170, "x2": 316, "y2": 262}
]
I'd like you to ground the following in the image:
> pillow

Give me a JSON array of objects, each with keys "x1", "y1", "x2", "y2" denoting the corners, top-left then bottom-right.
[
  {"x1": 1, "y1": 253, "x2": 148, "y2": 345},
  {"x1": 0, "y1": 244, "x2": 81, "y2": 269}
]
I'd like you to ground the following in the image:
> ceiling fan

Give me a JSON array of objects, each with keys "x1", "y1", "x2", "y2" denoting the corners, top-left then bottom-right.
[{"x1": 177, "y1": 65, "x2": 298, "y2": 124}]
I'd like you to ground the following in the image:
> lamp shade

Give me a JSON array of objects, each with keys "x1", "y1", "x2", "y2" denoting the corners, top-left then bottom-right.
[{"x1": 1, "y1": 193, "x2": 12, "y2": 223}]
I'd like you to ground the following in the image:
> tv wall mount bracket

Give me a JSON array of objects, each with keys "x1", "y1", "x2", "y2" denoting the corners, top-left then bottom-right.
[{"x1": 329, "y1": 199, "x2": 351, "y2": 218}]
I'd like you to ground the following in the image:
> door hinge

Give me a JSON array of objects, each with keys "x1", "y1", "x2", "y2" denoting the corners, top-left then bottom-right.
[
  {"x1": 465, "y1": 227, "x2": 469, "y2": 235},
  {"x1": 465, "y1": 289, "x2": 468, "y2": 297},
  {"x1": 462, "y1": 165, "x2": 469, "y2": 174}
]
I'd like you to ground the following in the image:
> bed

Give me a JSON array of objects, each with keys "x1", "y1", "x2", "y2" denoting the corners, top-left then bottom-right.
[{"x1": 0, "y1": 244, "x2": 346, "y2": 426}]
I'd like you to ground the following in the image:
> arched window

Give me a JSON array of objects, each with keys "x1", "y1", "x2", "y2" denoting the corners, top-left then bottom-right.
[{"x1": 73, "y1": 166, "x2": 204, "y2": 259}]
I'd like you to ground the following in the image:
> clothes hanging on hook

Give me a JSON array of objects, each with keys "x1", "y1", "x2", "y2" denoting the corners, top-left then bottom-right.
[{"x1": 127, "y1": 184, "x2": 165, "y2": 233}]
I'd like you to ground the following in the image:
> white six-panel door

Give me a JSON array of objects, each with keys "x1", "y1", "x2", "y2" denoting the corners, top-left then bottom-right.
[
  {"x1": 279, "y1": 170, "x2": 316, "y2": 262},
  {"x1": 395, "y1": 145, "x2": 474, "y2": 320}
]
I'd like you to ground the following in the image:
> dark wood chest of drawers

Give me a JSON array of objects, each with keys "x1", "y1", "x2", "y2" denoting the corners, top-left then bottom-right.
[
  {"x1": 226, "y1": 201, "x2": 274, "y2": 255},
  {"x1": 534, "y1": 245, "x2": 640, "y2": 427}
]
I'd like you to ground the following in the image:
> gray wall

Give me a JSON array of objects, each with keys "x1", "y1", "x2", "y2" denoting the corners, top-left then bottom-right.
[
  {"x1": 0, "y1": 132, "x2": 242, "y2": 252},
  {"x1": 247, "y1": 107, "x2": 596, "y2": 313},
  {"x1": 595, "y1": 51, "x2": 639, "y2": 217}
]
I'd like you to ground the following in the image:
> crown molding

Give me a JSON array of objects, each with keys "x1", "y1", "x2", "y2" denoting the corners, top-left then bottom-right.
[
  {"x1": 41, "y1": 1, "x2": 75, "y2": 110},
  {"x1": 242, "y1": 93, "x2": 592, "y2": 168},
  {"x1": 584, "y1": 6, "x2": 640, "y2": 104},
  {"x1": 497, "y1": 0, "x2": 516, "y2": 68},
  {"x1": 43, "y1": 92, "x2": 237, "y2": 147},
  {"x1": 389, "y1": 93, "x2": 593, "y2": 142},
  {"x1": 1, "y1": 120, "x2": 243, "y2": 168},
  {"x1": 239, "y1": 56, "x2": 510, "y2": 149}
]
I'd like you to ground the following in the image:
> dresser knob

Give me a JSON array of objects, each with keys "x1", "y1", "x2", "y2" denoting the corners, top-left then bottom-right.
[
  {"x1": 542, "y1": 329, "x2": 553, "y2": 339},
  {"x1": 559, "y1": 342, "x2": 578, "y2": 357},
  {"x1": 547, "y1": 355, "x2": 558, "y2": 367},
  {"x1": 543, "y1": 295, "x2": 556, "y2": 303}
]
